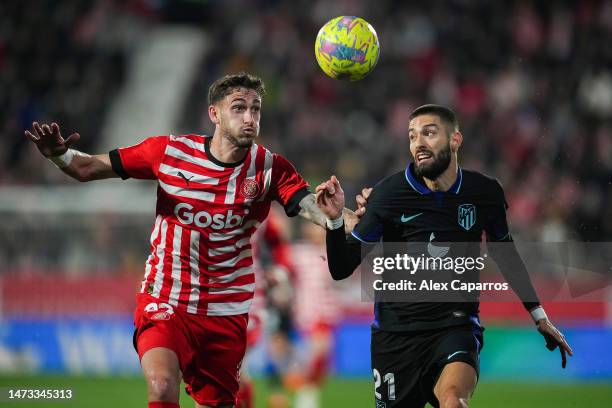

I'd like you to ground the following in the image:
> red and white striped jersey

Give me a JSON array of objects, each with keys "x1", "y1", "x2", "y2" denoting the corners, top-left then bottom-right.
[{"x1": 109, "y1": 134, "x2": 309, "y2": 316}]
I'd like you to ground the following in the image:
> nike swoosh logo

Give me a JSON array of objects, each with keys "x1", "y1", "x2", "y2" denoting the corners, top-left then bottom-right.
[
  {"x1": 447, "y1": 350, "x2": 468, "y2": 360},
  {"x1": 400, "y1": 213, "x2": 422, "y2": 223}
]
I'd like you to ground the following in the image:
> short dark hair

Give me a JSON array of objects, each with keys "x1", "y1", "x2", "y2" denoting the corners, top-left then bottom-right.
[
  {"x1": 409, "y1": 104, "x2": 459, "y2": 133},
  {"x1": 207, "y1": 72, "x2": 266, "y2": 105}
]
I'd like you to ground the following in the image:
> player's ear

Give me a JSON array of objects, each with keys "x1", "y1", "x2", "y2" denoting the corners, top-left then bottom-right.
[
  {"x1": 208, "y1": 105, "x2": 220, "y2": 125},
  {"x1": 450, "y1": 131, "x2": 463, "y2": 152}
]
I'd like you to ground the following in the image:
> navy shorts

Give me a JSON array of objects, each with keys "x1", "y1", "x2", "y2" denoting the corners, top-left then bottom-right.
[{"x1": 371, "y1": 324, "x2": 484, "y2": 408}]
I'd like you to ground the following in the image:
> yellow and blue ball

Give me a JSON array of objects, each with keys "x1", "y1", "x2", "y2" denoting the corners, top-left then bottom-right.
[{"x1": 314, "y1": 16, "x2": 380, "y2": 81}]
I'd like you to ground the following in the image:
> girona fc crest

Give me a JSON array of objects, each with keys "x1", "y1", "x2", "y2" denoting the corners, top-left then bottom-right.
[{"x1": 240, "y1": 179, "x2": 260, "y2": 199}]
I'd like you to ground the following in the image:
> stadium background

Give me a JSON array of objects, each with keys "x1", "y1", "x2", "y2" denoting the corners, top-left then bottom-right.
[{"x1": 1, "y1": 0, "x2": 611, "y2": 407}]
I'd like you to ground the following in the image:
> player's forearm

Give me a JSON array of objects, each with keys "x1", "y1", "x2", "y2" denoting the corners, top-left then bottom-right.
[
  {"x1": 490, "y1": 242, "x2": 540, "y2": 311},
  {"x1": 326, "y1": 225, "x2": 362, "y2": 280},
  {"x1": 52, "y1": 150, "x2": 118, "y2": 182},
  {"x1": 298, "y1": 194, "x2": 328, "y2": 228},
  {"x1": 298, "y1": 194, "x2": 357, "y2": 232}
]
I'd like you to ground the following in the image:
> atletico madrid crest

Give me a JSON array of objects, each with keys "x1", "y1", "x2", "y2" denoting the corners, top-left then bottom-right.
[
  {"x1": 458, "y1": 204, "x2": 476, "y2": 231},
  {"x1": 240, "y1": 179, "x2": 260, "y2": 199}
]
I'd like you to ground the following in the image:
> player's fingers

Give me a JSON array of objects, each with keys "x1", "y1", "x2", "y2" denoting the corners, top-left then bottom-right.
[
  {"x1": 355, "y1": 207, "x2": 366, "y2": 217},
  {"x1": 42, "y1": 123, "x2": 52, "y2": 135},
  {"x1": 315, "y1": 190, "x2": 324, "y2": 204},
  {"x1": 542, "y1": 329, "x2": 557, "y2": 350},
  {"x1": 560, "y1": 346, "x2": 567, "y2": 368},
  {"x1": 325, "y1": 181, "x2": 335, "y2": 195},
  {"x1": 64, "y1": 133, "x2": 80, "y2": 148},
  {"x1": 319, "y1": 193, "x2": 329, "y2": 208},
  {"x1": 558, "y1": 335, "x2": 573, "y2": 356},
  {"x1": 356, "y1": 195, "x2": 367, "y2": 207},
  {"x1": 33, "y1": 122, "x2": 44, "y2": 138},
  {"x1": 331, "y1": 175, "x2": 341, "y2": 190},
  {"x1": 362, "y1": 187, "x2": 372, "y2": 199},
  {"x1": 25, "y1": 130, "x2": 40, "y2": 142},
  {"x1": 316, "y1": 190, "x2": 330, "y2": 207},
  {"x1": 315, "y1": 183, "x2": 328, "y2": 193},
  {"x1": 51, "y1": 123, "x2": 60, "y2": 137}
]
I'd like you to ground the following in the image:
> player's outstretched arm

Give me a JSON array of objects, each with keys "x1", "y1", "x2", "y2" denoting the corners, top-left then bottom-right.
[{"x1": 25, "y1": 122, "x2": 119, "y2": 182}]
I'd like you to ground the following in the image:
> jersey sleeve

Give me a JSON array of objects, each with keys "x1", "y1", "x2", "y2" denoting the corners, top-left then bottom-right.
[
  {"x1": 483, "y1": 179, "x2": 541, "y2": 310},
  {"x1": 271, "y1": 153, "x2": 310, "y2": 217},
  {"x1": 484, "y1": 179, "x2": 512, "y2": 242},
  {"x1": 351, "y1": 184, "x2": 385, "y2": 243},
  {"x1": 109, "y1": 136, "x2": 169, "y2": 180}
]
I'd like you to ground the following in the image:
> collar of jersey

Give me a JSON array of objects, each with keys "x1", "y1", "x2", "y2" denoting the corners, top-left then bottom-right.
[
  {"x1": 204, "y1": 136, "x2": 249, "y2": 168},
  {"x1": 404, "y1": 163, "x2": 462, "y2": 195}
]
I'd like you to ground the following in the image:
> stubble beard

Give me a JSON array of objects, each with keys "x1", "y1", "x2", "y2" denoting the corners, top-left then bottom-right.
[
  {"x1": 414, "y1": 142, "x2": 452, "y2": 180},
  {"x1": 221, "y1": 127, "x2": 258, "y2": 148}
]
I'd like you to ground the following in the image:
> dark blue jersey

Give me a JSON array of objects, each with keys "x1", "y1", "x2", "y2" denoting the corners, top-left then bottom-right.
[{"x1": 326, "y1": 164, "x2": 540, "y2": 331}]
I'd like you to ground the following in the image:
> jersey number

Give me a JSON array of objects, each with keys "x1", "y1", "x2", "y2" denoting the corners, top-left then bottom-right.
[
  {"x1": 144, "y1": 302, "x2": 175, "y2": 314},
  {"x1": 373, "y1": 369, "x2": 395, "y2": 400}
]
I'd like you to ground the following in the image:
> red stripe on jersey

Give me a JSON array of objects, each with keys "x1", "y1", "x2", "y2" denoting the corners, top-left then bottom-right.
[{"x1": 207, "y1": 291, "x2": 254, "y2": 304}]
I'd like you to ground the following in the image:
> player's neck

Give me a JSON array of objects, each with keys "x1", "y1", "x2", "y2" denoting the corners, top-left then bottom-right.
[
  {"x1": 423, "y1": 163, "x2": 458, "y2": 192},
  {"x1": 209, "y1": 134, "x2": 249, "y2": 164}
]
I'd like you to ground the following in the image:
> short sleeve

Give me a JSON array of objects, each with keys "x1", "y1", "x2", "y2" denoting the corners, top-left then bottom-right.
[
  {"x1": 485, "y1": 179, "x2": 511, "y2": 242},
  {"x1": 109, "y1": 136, "x2": 169, "y2": 180},
  {"x1": 271, "y1": 154, "x2": 310, "y2": 217},
  {"x1": 351, "y1": 185, "x2": 385, "y2": 243}
]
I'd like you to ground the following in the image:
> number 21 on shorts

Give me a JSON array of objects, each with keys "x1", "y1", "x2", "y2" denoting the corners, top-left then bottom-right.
[{"x1": 373, "y1": 368, "x2": 395, "y2": 401}]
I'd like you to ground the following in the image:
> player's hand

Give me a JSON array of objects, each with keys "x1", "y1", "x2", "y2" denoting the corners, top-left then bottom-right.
[
  {"x1": 354, "y1": 187, "x2": 372, "y2": 217},
  {"x1": 343, "y1": 208, "x2": 359, "y2": 234},
  {"x1": 315, "y1": 175, "x2": 345, "y2": 220},
  {"x1": 536, "y1": 318, "x2": 573, "y2": 368},
  {"x1": 25, "y1": 122, "x2": 80, "y2": 158}
]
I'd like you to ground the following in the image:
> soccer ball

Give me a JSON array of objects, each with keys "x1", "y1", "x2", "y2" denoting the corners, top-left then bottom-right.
[{"x1": 314, "y1": 16, "x2": 380, "y2": 81}]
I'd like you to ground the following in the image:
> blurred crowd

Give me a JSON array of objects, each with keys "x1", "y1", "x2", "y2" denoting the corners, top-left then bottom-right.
[
  {"x1": 2, "y1": 0, "x2": 612, "y2": 243},
  {"x1": 0, "y1": 0, "x2": 135, "y2": 184}
]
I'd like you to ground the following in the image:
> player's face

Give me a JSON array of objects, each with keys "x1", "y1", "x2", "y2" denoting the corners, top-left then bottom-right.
[
  {"x1": 408, "y1": 114, "x2": 452, "y2": 179},
  {"x1": 215, "y1": 88, "x2": 261, "y2": 148}
]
